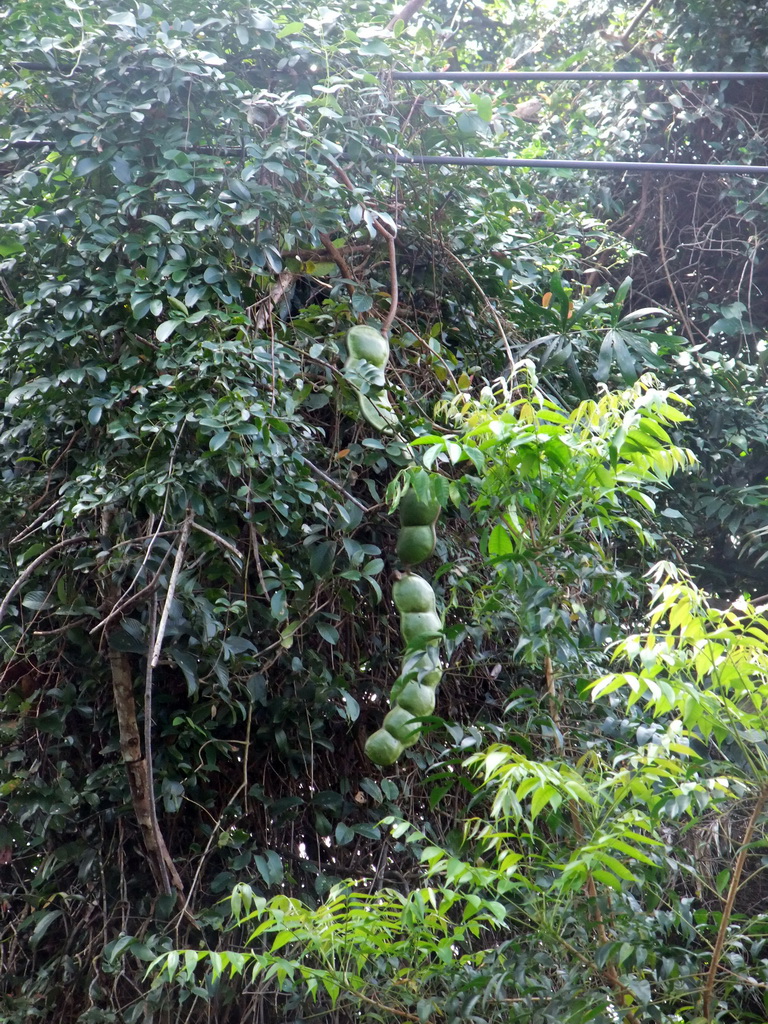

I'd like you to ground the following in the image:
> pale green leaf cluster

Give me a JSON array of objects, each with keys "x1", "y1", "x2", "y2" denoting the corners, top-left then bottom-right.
[
  {"x1": 422, "y1": 366, "x2": 695, "y2": 555},
  {"x1": 594, "y1": 563, "x2": 768, "y2": 776},
  {"x1": 152, "y1": 881, "x2": 507, "y2": 1015}
]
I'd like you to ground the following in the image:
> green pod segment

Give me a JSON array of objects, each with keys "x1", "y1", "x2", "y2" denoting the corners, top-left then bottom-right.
[
  {"x1": 422, "y1": 668, "x2": 443, "y2": 689},
  {"x1": 359, "y1": 390, "x2": 397, "y2": 431},
  {"x1": 392, "y1": 573, "x2": 436, "y2": 615},
  {"x1": 400, "y1": 488, "x2": 440, "y2": 527},
  {"x1": 396, "y1": 524, "x2": 436, "y2": 565},
  {"x1": 344, "y1": 354, "x2": 386, "y2": 386},
  {"x1": 401, "y1": 610, "x2": 442, "y2": 647},
  {"x1": 401, "y1": 644, "x2": 441, "y2": 675},
  {"x1": 347, "y1": 325, "x2": 389, "y2": 367},
  {"x1": 391, "y1": 646, "x2": 440, "y2": 702},
  {"x1": 365, "y1": 728, "x2": 404, "y2": 766},
  {"x1": 383, "y1": 706, "x2": 421, "y2": 747},
  {"x1": 389, "y1": 675, "x2": 406, "y2": 703},
  {"x1": 395, "y1": 680, "x2": 436, "y2": 717}
]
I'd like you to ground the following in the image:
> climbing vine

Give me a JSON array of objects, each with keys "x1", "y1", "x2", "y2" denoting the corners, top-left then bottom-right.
[{"x1": 3, "y1": 1, "x2": 768, "y2": 1023}]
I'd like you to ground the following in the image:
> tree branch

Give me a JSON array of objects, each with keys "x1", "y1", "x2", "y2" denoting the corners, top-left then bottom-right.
[
  {"x1": 142, "y1": 594, "x2": 172, "y2": 895},
  {"x1": 0, "y1": 535, "x2": 89, "y2": 625},
  {"x1": 386, "y1": 0, "x2": 428, "y2": 31},
  {"x1": 620, "y1": 0, "x2": 656, "y2": 48},
  {"x1": 303, "y1": 458, "x2": 372, "y2": 512},
  {"x1": 89, "y1": 546, "x2": 175, "y2": 635},
  {"x1": 190, "y1": 521, "x2": 244, "y2": 563},
  {"x1": 150, "y1": 513, "x2": 193, "y2": 669},
  {"x1": 108, "y1": 645, "x2": 184, "y2": 897}
]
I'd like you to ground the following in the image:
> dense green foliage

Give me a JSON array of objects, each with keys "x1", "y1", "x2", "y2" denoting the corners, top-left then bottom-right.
[{"x1": 3, "y1": 1, "x2": 768, "y2": 1023}]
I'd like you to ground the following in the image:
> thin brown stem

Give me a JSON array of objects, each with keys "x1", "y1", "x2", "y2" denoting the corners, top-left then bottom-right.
[
  {"x1": 319, "y1": 231, "x2": 356, "y2": 293},
  {"x1": 375, "y1": 219, "x2": 399, "y2": 335},
  {"x1": 303, "y1": 458, "x2": 372, "y2": 512},
  {"x1": 246, "y1": 502, "x2": 270, "y2": 600},
  {"x1": 620, "y1": 0, "x2": 656, "y2": 47},
  {"x1": 442, "y1": 247, "x2": 515, "y2": 371},
  {"x1": 539, "y1": 919, "x2": 642, "y2": 1024},
  {"x1": 0, "y1": 534, "x2": 89, "y2": 624},
  {"x1": 108, "y1": 645, "x2": 184, "y2": 897},
  {"x1": 343, "y1": 987, "x2": 420, "y2": 1021},
  {"x1": 658, "y1": 187, "x2": 696, "y2": 346},
  {"x1": 89, "y1": 549, "x2": 175, "y2": 636},
  {"x1": 174, "y1": 781, "x2": 245, "y2": 938},
  {"x1": 190, "y1": 521, "x2": 243, "y2": 563},
  {"x1": 9, "y1": 501, "x2": 64, "y2": 545},
  {"x1": 545, "y1": 654, "x2": 563, "y2": 754},
  {"x1": 568, "y1": 807, "x2": 639, "y2": 1024},
  {"x1": 702, "y1": 786, "x2": 768, "y2": 1020},
  {"x1": 321, "y1": 158, "x2": 399, "y2": 335}
]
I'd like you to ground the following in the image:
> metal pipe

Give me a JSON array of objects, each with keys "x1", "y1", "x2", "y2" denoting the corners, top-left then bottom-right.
[
  {"x1": 391, "y1": 71, "x2": 768, "y2": 82},
  {"x1": 394, "y1": 155, "x2": 768, "y2": 173}
]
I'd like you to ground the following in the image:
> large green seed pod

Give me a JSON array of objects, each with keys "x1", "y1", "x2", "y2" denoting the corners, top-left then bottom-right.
[
  {"x1": 365, "y1": 729, "x2": 404, "y2": 766},
  {"x1": 400, "y1": 488, "x2": 440, "y2": 527},
  {"x1": 393, "y1": 573, "x2": 436, "y2": 615},
  {"x1": 395, "y1": 680, "x2": 436, "y2": 718},
  {"x1": 383, "y1": 706, "x2": 421, "y2": 747},
  {"x1": 401, "y1": 610, "x2": 442, "y2": 647},
  {"x1": 343, "y1": 330, "x2": 396, "y2": 431},
  {"x1": 396, "y1": 524, "x2": 436, "y2": 565},
  {"x1": 347, "y1": 325, "x2": 389, "y2": 367}
]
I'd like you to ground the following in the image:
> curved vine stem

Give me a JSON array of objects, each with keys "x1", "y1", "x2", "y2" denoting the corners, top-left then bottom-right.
[
  {"x1": 322, "y1": 157, "x2": 400, "y2": 336},
  {"x1": 375, "y1": 218, "x2": 399, "y2": 335},
  {"x1": 442, "y1": 246, "x2": 516, "y2": 371}
]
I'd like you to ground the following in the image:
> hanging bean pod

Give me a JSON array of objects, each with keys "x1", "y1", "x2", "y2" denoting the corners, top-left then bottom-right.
[
  {"x1": 343, "y1": 326, "x2": 397, "y2": 430},
  {"x1": 343, "y1": 345, "x2": 447, "y2": 767},
  {"x1": 392, "y1": 573, "x2": 435, "y2": 613}
]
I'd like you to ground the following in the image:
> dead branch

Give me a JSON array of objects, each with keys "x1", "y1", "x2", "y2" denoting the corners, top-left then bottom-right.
[
  {"x1": 150, "y1": 513, "x2": 193, "y2": 668},
  {"x1": 190, "y1": 521, "x2": 244, "y2": 563}
]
